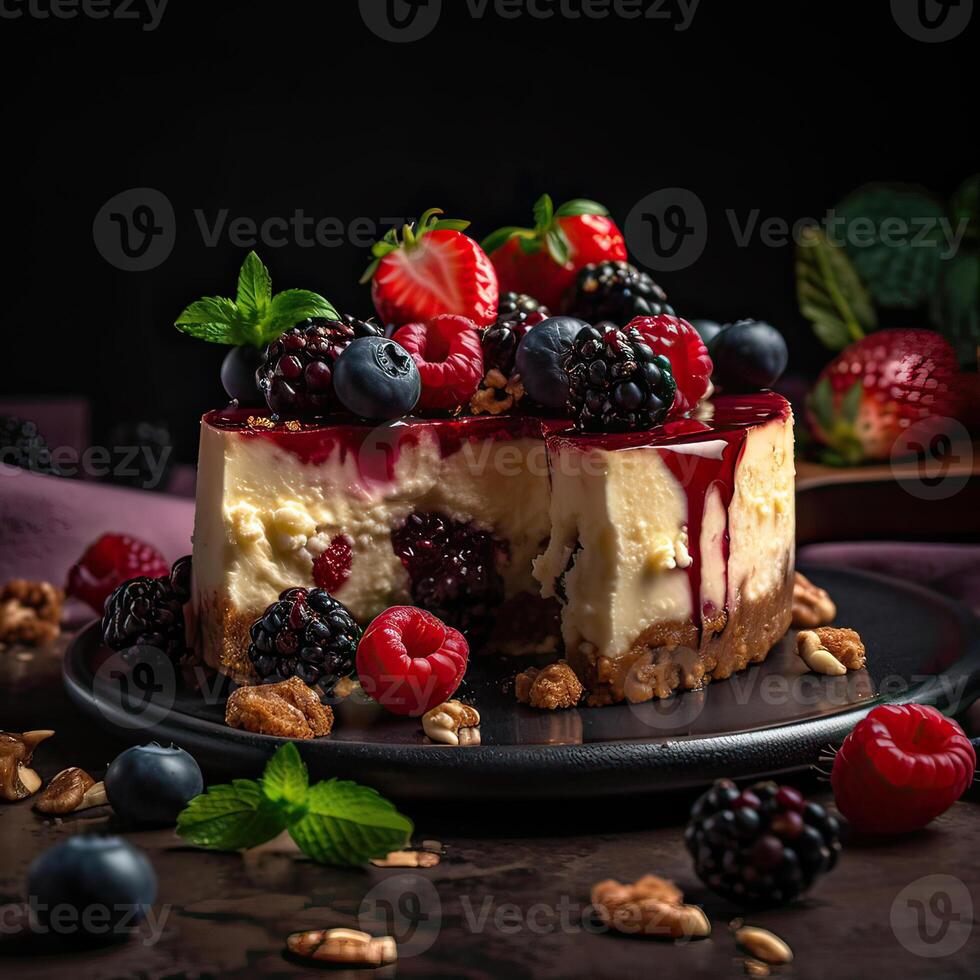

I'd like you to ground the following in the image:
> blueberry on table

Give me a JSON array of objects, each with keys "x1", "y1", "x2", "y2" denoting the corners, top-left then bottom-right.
[
  {"x1": 27, "y1": 836, "x2": 157, "y2": 942},
  {"x1": 104, "y1": 743, "x2": 204, "y2": 826},
  {"x1": 515, "y1": 316, "x2": 590, "y2": 408},
  {"x1": 708, "y1": 319, "x2": 788, "y2": 391},
  {"x1": 333, "y1": 336, "x2": 422, "y2": 420}
]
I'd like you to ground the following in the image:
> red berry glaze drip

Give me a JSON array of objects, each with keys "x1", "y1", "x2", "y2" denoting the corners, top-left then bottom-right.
[
  {"x1": 356, "y1": 606, "x2": 469, "y2": 716},
  {"x1": 831, "y1": 704, "x2": 976, "y2": 834},
  {"x1": 312, "y1": 535, "x2": 353, "y2": 593}
]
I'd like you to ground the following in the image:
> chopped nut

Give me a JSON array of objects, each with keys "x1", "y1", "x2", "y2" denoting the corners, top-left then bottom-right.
[
  {"x1": 0, "y1": 580, "x2": 63, "y2": 646},
  {"x1": 0, "y1": 730, "x2": 54, "y2": 802},
  {"x1": 33, "y1": 768, "x2": 106, "y2": 814},
  {"x1": 591, "y1": 875, "x2": 709, "y2": 940},
  {"x1": 370, "y1": 849, "x2": 441, "y2": 868},
  {"x1": 332, "y1": 675, "x2": 356, "y2": 698},
  {"x1": 226, "y1": 677, "x2": 333, "y2": 738},
  {"x1": 515, "y1": 660, "x2": 583, "y2": 710},
  {"x1": 284, "y1": 420, "x2": 301, "y2": 432},
  {"x1": 246, "y1": 415, "x2": 275, "y2": 429},
  {"x1": 814, "y1": 626, "x2": 865, "y2": 670},
  {"x1": 792, "y1": 571, "x2": 836, "y2": 628},
  {"x1": 286, "y1": 928, "x2": 397, "y2": 966},
  {"x1": 469, "y1": 370, "x2": 526, "y2": 415},
  {"x1": 796, "y1": 630, "x2": 847, "y2": 676},
  {"x1": 422, "y1": 700, "x2": 481, "y2": 746},
  {"x1": 735, "y1": 926, "x2": 793, "y2": 965}
]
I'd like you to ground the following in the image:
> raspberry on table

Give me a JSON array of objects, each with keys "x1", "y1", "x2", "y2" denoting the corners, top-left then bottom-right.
[
  {"x1": 67, "y1": 534, "x2": 171, "y2": 613},
  {"x1": 831, "y1": 704, "x2": 976, "y2": 834},
  {"x1": 356, "y1": 605, "x2": 469, "y2": 716}
]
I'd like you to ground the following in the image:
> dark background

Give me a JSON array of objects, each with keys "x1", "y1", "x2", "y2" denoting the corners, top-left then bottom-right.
[{"x1": 1, "y1": 0, "x2": 974, "y2": 463}]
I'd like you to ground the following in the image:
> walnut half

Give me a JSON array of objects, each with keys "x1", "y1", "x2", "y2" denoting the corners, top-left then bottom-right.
[
  {"x1": 515, "y1": 661, "x2": 583, "y2": 710},
  {"x1": 591, "y1": 875, "x2": 710, "y2": 940},
  {"x1": 287, "y1": 928, "x2": 397, "y2": 967},
  {"x1": 797, "y1": 627, "x2": 866, "y2": 674},
  {"x1": 34, "y1": 768, "x2": 108, "y2": 815},
  {"x1": 226, "y1": 677, "x2": 334, "y2": 738},
  {"x1": 0, "y1": 730, "x2": 54, "y2": 802},
  {"x1": 792, "y1": 572, "x2": 836, "y2": 628},
  {"x1": 0, "y1": 580, "x2": 63, "y2": 646},
  {"x1": 422, "y1": 701, "x2": 480, "y2": 746}
]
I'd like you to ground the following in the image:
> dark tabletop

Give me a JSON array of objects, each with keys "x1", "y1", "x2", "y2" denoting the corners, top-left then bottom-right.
[{"x1": 1, "y1": 633, "x2": 978, "y2": 980}]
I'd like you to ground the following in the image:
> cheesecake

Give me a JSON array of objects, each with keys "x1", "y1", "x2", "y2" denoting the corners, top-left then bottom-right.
[{"x1": 191, "y1": 391, "x2": 795, "y2": 703}]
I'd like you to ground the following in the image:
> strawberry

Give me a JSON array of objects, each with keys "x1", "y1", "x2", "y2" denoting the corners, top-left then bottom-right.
[
  {"x1": 806, "y1": 329, "x2": 965, "y2": 463},
  {"x1": 482, "y1": 194, "x2": 627, "y2": 312},
  {"x1": 361, "y1": 208, "x2": 498, "y2": 328}
]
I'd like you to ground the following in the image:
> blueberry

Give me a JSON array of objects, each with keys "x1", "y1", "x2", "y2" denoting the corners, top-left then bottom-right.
[
  {"x1": 27, "y1": 836, "x2": 157, "y2": 942},
  {"x1": 333, "y1": 336, "x2": 421, "y2": 420},
  {"x1": 105, "y1": 743, "x2": 204, "y2": 826},
  {"x1": 690, "y1": 319, "x2": 725, "y2": 346},
  {"x1": 708, "y1": 319, "x2": 788, "y2": 391},
  {"x1": 220, "y1": 344, "x2": 264, "y2": 405},
  {"x1": 515, "y1": 316, "x2": 589, "y2": 408}
]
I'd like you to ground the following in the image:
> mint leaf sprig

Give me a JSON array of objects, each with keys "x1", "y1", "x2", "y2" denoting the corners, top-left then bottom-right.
[
  {"x1": 176, "y1": 743, "x2": 413, "y2": 866},
  {"x1": 175, "y1": 251, "x2": 339, "y2": 349}
]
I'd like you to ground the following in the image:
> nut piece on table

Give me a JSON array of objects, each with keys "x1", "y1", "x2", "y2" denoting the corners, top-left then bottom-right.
[
  {"x1": 797, "y1": 628, "x2": 866, "y2": 675},
  {"x1": 591, "y1": 875, "x2": 710, "y2": 940},
  {"x1": 370, "y1": 848, "x2": 441, "y2": 868},
  {"x1": 33, "y1": 767, "x2": 108, "y2": 815},
  {"x1": 286, "y1": 928, "x2": 397, "y2": 967},
  {"x1": 735, "y1": 925, "x2": 794, "y2": 965},
  {"x1": 226, "y1": 677, "x2": 334, "y2": 739},
  {"x1": 0, "y1": 730, "x2": 54, "y2": 802},
  {"x1": 515, "y1": 660, "x2": 583, "y2": 710},
  {"x1": 0, "y1": 580, "x2": 64, "y2": 646},
  {"x1": 792, "y1": 571, "x2": 836, "y2": 628},
  {"x1": 422, "y1": 700, "x2": 481, "y2": 746}
]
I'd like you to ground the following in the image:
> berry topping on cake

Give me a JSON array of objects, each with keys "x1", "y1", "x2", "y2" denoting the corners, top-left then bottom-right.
[
  {"x1": 256, "y1": 315, "x2": 384, "y2": 417},
  {"x1": 68, "y1": 533, "x2": 170, "y2": 612},
  {"x1": 685, "y1": 779, "x2": 842, "y2": 906},
  {"x1": 1, "y1": 416, "x2": 62, "y2": 476},
  {"x1": 356, "y1": 606, "x2": 469, "y2": 716},
  {"x1": 361, "y1": 208, "x2": 498, "y2": 328},
  {"x1": 515, "y1": 316, "x2": 589, "y2": 409},
  {"x1": 831, "y1": 704, "x2": 976, "y2": 835},
  {"x1": 102, "y1": 575, "x2": 188, "y2": 657},
  {"x1": 565, "y1": 325, "x2": 677, "y2": 432},
  {"x1": 392, "y1": 315, "x2": 485, "y2": 412},
  {"x1": 247, "y1": 587, "x2": 360, "y2": 693},
  {"x1": 333, "y1": 336, "x2": 422, "y2": 421},
  {"x1": 806, "y1": 328, "x2": 964, "y2": 464},
  {"x1": 481, "y1": 293, "x2": 550, "y2": 377},
  {"x1": 566, "y1": 261, "x2": 674, "y2": 326},
  {"x1": 691, "y1": 318, "x2": 724, "y2": 345},
  {"x1": 627, "y1": 315, "x2": 713, "y2": 416},
  {"x1": 391, "y1": 512, "x2": 506, "y2": 644},
  {"x1": 312, "y1": 536, "x2": 354, "y2": 594},
  {"x1": 483, "y1": 194, "x2": 627, "y2": 311},
  {"x1": 708, "y1": 319, "x2": 789, "y2": 393}
]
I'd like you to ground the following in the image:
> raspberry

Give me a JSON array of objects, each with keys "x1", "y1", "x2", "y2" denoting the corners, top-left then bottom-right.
[
  {"x1": 627, "y1": 315, "x2": 713, "y2": 416},
  {"x1": 312, "y1": 535, "x2": 353, "y2": 594},
  {"x1": 392, "y1": 314, "x2": 484, "y2": 412},
  {"x1": 67, "y1": 534, "x2": 170, "y2": 613},
  {"x1": 356, "y1": 606, "x2": 469, "y2": 716},
  {"x1": 102, "y1": 576, "x2": 187, "y2": 657},
  {"x1": 831, "y1": 704, "x2": 976, "y2": 834}
]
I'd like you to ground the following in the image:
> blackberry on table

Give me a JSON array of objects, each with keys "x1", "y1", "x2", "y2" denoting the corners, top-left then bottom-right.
[
  {"x1": 102, "y1": 576, "x2": 187, "y2": 657},
  {"x1": 685, "y1": 779, "x2": 842, "y2": 906},
  {"x1": 564, "y1": 325, "x2": 676, "y2": 431},
  {"x1": 247, "y1": 587, "x2": 360, "y2": 693},
  {"x1": 0, "y1": 416, "x2": 61, "y2": 476},
  {"x1": 566, "y1": 261, "x2": 674, "y2": 326},
  {"x1": 107, "y1": 421, "x2": 173, "y2": 491},
  {"x1": 481, "y1": 293, "x2": 550, "y2": 377},
  {"x1": 256, "y1": 315, "x2": 383, "y2": 417}
]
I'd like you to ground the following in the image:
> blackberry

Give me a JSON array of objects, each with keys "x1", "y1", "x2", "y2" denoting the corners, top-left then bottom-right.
[
  {"x1": 391, "y1": 512, "x2": 506, "y2": 645},
  {"x1": 107, "y1": 421, "x2": 173, "y2": 491},
  {"x1": 566, "y1": 261, "x2": 674, "y2": 326},
  {"x1": 0, "y1": 416, "x2": 61, "y2": 476},
  {"x1": 169, "y1": 555, "x2": 193, "y2": 604},
  {"x1": 481, "y1": 293, "x2": 550, "y2": 376},
  {"x1": 102, "y1": 576, "x2": 187, "y2": 657},
  {"x1": 565, "y1": 325, "x2": 676, "y2": 432},
  {"x1": 685, "y1": 779, "x2": 842, "y2": 906},
  {"x1": 247, "y1": 587, "x2": 360, "y2": 693},
  {"x1": 256, "y1": 315, "x2": 383, "y2": 417}
]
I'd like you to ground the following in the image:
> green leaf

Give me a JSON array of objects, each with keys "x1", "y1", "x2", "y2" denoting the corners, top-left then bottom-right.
[
  {"x1": 176, "y1": 780, "x2": 286, "y2": 851},
  {"x1": 807, "y1": 376, "x2": 835, "y2": 432},
  {"x1": 931, "y1": 251, "x2": 980, "y2": 366},
  {"x1": 796, "y1": 227, "x2": 876, "y2": 351},
  {"x1": 261, "y1": 742, "x2": 309, "y2": 807},
  {"x1": 288, "y1": 779, "x2": 413, "y2": 867},
  {"x1": 839, "y1": 379, "x2": 863, "y2": 425},
  {"x1": 481, "y1": 226, "x2": 530, "y2": 255},
  {"x1": 236, "y1": 251, "x2": 272, "y2": 318},
  {"x1": 261, "y1": 289, "x2": 338, "y2": 343},
  {"x1": 174, "y1": 296, "x2": 251, "y2": 345},
  {"x1": 834, "y1": 183, "x2": 946, "y2": 308},
  {"x1": 555, "y1": 198, "x2": 609, "y2": 218},
  {"x1": 431, "y1": 218, "x2": 471, "y2": 232},
  {"x1": 949, "y1": 174, "x2": 978, "y2": 244},
  {"x1": 545, "y1": 227, "x2": 571, "y2": 267},
  {"x1": 532, "y1": 193, "x2": 554, "y2": 230}
]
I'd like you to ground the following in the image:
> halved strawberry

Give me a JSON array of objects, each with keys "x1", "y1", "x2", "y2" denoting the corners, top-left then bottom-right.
[
  {"x1": 807, "y1": 329, "x2": 966, "y2": 463},
  {"x1": 361, "y1": 208, "x2": 498, "y2": 328},
  {"x1": 482, "y1": 194, "x2": 627, "y2": 311}
]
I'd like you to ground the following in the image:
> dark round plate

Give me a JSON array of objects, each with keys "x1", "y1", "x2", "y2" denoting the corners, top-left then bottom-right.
[{"x1": 63, "y1": 567, "x2": 980, "y2": 801}]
